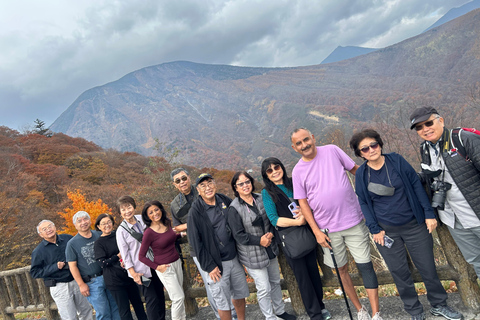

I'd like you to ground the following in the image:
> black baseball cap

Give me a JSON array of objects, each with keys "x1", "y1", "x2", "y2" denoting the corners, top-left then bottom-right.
[
  {"x1": 409, "y1": 107, "x2": 439, "y2": 130},
  {"x1": 196, "y1": 173, "x2": 213, "y2": 186}
]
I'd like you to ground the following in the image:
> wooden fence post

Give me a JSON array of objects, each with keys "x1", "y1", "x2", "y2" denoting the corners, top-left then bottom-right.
[
  {"x1": 277, "y1": 250, "x2": 306, "y2": 316},
  {"x1": 182, "y1": 254, "x2": 199, "y2": 317},
  {"x1": 0, "y1": 277, "x2": 15, "y2": 320},
  {"x1": 436, "y1": 225, "x2": 480, "y2": 311},
  {"x1": 36, "y1": 279, "x2": 60, "y2": 320}
]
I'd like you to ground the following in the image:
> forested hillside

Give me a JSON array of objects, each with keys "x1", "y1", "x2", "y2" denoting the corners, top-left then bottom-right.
[{"x1": 0, "y1": 127, "x2": 236, "y2": 270}]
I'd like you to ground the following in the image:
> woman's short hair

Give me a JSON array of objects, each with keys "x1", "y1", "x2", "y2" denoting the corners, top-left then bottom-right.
[
  {"x1": 116, "y1": 195, "x2": 136, "y2": 213},
  {"x1": 230, "y1": 171, "x2": 256, "y2": 198},
  {"x1": 94, "y1": 213, "x2": 115, "y2": 231},
  {"x1": 349, "y1": 129, "x2": 384, "y2": 158}
]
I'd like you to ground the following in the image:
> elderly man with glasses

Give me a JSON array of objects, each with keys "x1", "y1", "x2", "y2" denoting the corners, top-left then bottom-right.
[
  {"x1": 411, "y1": 107, "x2": 480, "y2": 284},
  {"x1": 31, "y1": 220, "x2": 93, "y2": 320},
  {"x1": 187, "y1": 173, "x2": 249, "y2": 320}
]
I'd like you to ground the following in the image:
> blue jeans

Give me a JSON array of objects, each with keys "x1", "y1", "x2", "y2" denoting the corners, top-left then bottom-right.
[{"x1": 86, "y1": 276, "x2": 121, "y2": 320}]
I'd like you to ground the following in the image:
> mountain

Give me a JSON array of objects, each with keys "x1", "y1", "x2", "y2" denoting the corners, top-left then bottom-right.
[
  {"x1": 321, "y1": 46, "x2": 378, "y2": 64},
  {"x1": 51, "y1": 9, "x2": 480, "y2": 169},
  {"x1": 424, "y1": 0, "x2": 480, "y2": 32},
  {"x1": 321, "y1": 1, "x2": 479, "y2": 65}
]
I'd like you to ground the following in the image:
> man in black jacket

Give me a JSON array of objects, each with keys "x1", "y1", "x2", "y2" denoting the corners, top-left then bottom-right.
[
  {"x1": 411, "y1": 107, "x2": 480, "y2": 281},
  {"x1": 31, "y1": 220, "x2": 93, "y2": 320},
  {"x1": 188, "y1": 173, "x2": 249, "y2": 320}
]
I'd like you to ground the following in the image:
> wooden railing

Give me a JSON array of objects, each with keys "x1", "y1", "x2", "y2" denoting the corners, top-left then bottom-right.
[{"x1": 2, "y1": 228, "x2": 479, "y2": 320}]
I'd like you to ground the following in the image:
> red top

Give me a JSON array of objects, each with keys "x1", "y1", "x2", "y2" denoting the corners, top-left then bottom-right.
[{"x1": 138, "y1": 227, "x2": 180, "y2": 269}]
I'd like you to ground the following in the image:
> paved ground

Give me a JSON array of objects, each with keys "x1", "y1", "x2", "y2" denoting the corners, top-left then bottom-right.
[
  {"x1": 180, "y1": 293, "x2": 480, "y2": 320},
  {"x1": 13, "y1": 293, "x2": 480, "y2": 320}
]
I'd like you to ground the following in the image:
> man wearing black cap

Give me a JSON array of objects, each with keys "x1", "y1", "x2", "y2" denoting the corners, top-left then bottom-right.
[
  {"x1": 410, "y1": 107, "x2": 480, "y2": 316},
  {"x1": 187, "y1": 173, "x2": 249, "y2": 320}
]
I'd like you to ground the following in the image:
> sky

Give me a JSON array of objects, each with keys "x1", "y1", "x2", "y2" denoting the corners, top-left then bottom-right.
[{"x1": 0, "y1": 0, "x2": 472, "y2": 130}]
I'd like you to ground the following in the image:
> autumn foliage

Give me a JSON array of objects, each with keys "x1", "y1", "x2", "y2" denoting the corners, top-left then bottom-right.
[{"x1": 58, "y1": 190, "x2": 112, "y2": 235}]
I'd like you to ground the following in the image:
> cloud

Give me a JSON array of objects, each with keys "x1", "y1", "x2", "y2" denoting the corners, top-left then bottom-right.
[{"x1": 0, "y1": 0, "x2": 472, "y2": 129}]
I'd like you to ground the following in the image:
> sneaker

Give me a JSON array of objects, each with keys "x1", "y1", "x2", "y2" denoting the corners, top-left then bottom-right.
[
  {"x1": 357, "y1": 305, "x2": 372, "y2": 320},
  {"x1": 372, "y1": 312, "x2": 383, "y2": 320},
  {"x1": 430, "y1": 305, "x2": 463, "y2": 320},
  {"x1": 321, "y1": 308, "x2": 332, "y2": 320},
  {"x1": 411, "y1": 312, "x2": 426, "y2": 320},
  {"x1": 277, "y1": 311, "x2": 297, "y2": 320}
]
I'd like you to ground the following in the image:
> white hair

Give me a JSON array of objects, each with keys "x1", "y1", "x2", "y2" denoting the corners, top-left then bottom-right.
[
  {"x1": 72, "y1": 211, "x2": 90, "y2": 224},
  {"x1": 36, "y1": 220, "x2": 54, "y2": 233}
]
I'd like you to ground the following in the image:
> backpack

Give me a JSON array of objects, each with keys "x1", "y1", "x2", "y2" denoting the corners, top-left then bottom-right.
[{"x1": 450, "y1": 128, "x2": 480, "y2": 161}]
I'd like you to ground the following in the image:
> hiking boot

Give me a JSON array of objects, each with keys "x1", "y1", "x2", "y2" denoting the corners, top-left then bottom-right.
[
  {"x1": 372, "y1": 312, "x2": 383, "y2": 320},
  {"x1": 321, "y1": 308, "x2": 332, "y2": 320},
  {"x1": 430, "y1": 305, "x2": 463, "y2": 320},
  {"x1": 277, "y1": 311, "x2": 296, "y2": 320},
  {"x1": 357, "y1": 305, "x2": 372, "y2": 320},
  {"x1": 411, "y1": 312, "x2": 425, "y2": 320}
]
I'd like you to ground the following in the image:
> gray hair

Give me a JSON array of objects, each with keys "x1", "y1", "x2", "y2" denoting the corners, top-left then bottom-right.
[
  {"x1": 36, "y1": 220, "x2": 54, "y2": 233},
  {"x1": 170, "y1": 167, "x2": 189, "y2": 180},
  {"x1": 290, "y1": 127, "x2": 313, "y2": 142},
  {"x1": 72, "y1": 211, "x2": 90, "y2": 224}
]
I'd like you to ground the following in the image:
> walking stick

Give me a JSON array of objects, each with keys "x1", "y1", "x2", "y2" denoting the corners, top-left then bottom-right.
[{"x1": 325, "y1": 229, "x2": 354, "y2": 320}]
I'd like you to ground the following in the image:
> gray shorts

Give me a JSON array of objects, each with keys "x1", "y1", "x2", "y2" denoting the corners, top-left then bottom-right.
[
  {"x1": 206, "y1": 257, "x2": 249, "y2": 311},
  {"x1": 322, "y1": 221, "x2": 371, "y2": 268}
]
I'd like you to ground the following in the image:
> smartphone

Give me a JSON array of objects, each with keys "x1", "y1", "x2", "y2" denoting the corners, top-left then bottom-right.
[
  {"x1": 288, "y1": 202, "x2": 297, "y2": 217},
  {"x1": 384, "y1": 235, "x2": 394, "y2": 248}
]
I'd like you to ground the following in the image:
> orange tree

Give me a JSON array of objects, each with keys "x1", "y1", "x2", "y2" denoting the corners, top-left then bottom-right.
[{"x1": 58, "y1": 189, "x2": 112, "y2": 234}]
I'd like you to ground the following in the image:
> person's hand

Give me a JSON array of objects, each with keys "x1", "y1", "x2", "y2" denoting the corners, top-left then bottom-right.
[
  {"x1": 373, "y1": 231, "x2": 386, "y2": 246},
  {"x1": 316, "y1": 231, "x2": 331, "y2": 249},
  {"x1": 130, "y1": 271, "x2": 143, "y2": 285},
  {"x1": 295, "y1": 215, "x2": 307, "y2": 226},
  {"x1": 265, "y1": 232, "x2": 274, "y2": 240},
  {"x1": 117, "y1": 253, "x2": 122, "y2": 259},
  {"x1": 292, "y1": 207, "x2": 303, "y2": 219},
  {"x1": 209, "y1": 266, "x2": 222, "y2": 283},
  {"x1": 57, "y1": 261, "x2": 65, "y2": 269},
  {"x1": 79, "y1": 283, "x2": 90, "y2": 297},
  {"x1": 260, "y1": 234, "x2": 272, "y2": 247},
  {"x1": 156, "y1": 264, "x2": 170, "y2": 273},
  {"x1": 425, "y1": 219, "x2": 437, "y2": 233}
]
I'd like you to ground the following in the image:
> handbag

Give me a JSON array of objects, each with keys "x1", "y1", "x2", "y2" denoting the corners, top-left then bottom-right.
[
  {"x1": 275, "y1": 189, "x2": 317, "y2": 259},
  {"x1": 277, "y1": 224, "x2": 317, "y2": 259}
]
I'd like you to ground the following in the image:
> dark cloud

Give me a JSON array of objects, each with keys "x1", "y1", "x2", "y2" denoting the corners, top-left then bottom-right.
[{"x1": 0, "y1": 0, "x2": 472, "y2": 129}]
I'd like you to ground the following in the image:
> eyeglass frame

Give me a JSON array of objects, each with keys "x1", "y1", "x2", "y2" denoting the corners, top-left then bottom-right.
[
  {"x1": 266, "y1": 164, "x2": 281, "y2": 175},
  {"x1": 359, "y1": 141, "x2": 380, "y2": 154},
  {"x1": 173, "y1": 176, "x2": 188, "y2": 184},
  {"x1": 40, "y1": 223, "x2": 55, "y2": 233},
  {"x1": 236, "y1": 180, "x2": 252, "y2": 188},
  {"x1": 414, "y1": 116, "x2": 440, "y2": 131},
  {"x1": 197, "y1": 179, "x2": 215, "y2": 191}
]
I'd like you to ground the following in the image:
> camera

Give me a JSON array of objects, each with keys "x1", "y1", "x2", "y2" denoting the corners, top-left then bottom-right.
[{"x1": 430, "y1": 180, "x2": 452, "y2": 210}]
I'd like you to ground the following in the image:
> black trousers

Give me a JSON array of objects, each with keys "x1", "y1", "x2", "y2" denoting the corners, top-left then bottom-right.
[
  {"x1": 140, "y1": 268, "x2": 166, "y2": 320},
  {"x1": 285, "y1": 249, "x2": 325, "y2": 320},
  {"x1": 377, "y1": 219, "x2": 448, "y2": 316},
  {"x1": 109, "y1": 281, "x2": 148, "y2": 320}
]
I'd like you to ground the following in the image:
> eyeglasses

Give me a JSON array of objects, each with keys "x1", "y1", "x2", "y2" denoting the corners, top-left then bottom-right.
[
  {"x1": 197, "y1": 180, "x2": 215, "y2": 191},
  {"x1": 100, "y1": 220, "x2": 113, "y2": 226},
  {"x1": 174, "y1": 176, "x2": 188, "y2": 184},
  {"x1": 266, "y1": 164, "x2": 281, "y2": 175},
  {"x1": 359, "y1": 141, "x2": 380, "y2": 154},
  {"x1": 414, "y1": 117, "x2": 439, "y2": 131},
  {"x1": 40, "y1": 224, "x2": 55, "y2": 233},
  {"x1": 236, "y1": 180, "x2": 252, "y2": 188}
]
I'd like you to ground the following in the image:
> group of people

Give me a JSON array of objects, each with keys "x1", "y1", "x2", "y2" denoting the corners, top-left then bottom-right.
[{"x1": 30, "y1": 106, "x2": 480, "y2": 320}]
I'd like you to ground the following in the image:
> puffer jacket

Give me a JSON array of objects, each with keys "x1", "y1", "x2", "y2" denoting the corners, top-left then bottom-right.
[
  {"x1": 420, "y1": 128, "x2": 480, "y2": 218},
  {"x1": 228, "y1": 193, "x2": 279, "y2": 269}
]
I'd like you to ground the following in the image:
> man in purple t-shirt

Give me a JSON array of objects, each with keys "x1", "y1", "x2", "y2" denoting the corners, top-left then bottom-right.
[{"x1": 291, "y1": 128, "x2": 382, "y2": 320}]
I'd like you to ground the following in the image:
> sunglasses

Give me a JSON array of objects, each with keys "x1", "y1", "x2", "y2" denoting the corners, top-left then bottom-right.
[
  {"x1": 236, "y1": 180, "x2": 252, "y2": 188},
  {"x1": 359, "y1": 141, "x2": 380, "y2": 154},
  {"x1": 174, "y1": 176, "x2": 188, "y2": 184},
  {"x1": 266, "y1": 164, "x2": 281, "y2": 175},
  {"x1": 414, "y1": 118, "x2": 439, "y2": 131}
]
